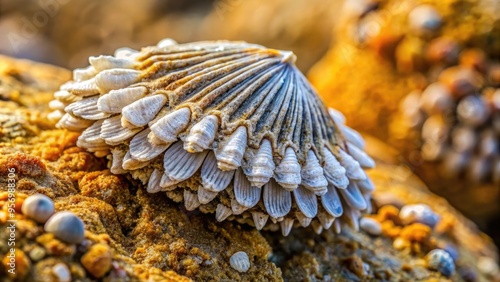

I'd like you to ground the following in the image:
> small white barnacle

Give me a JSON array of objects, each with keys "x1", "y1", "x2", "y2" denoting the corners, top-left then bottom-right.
[
  {"x1": 399, "y1": 203, "x2": 440, "y2": 227},
  {"x1": 21, "y1": 194, "x2": 55, "y2": 224},
  {"x1": 50, "y1": 39, "x2": 376, "y2": 235},
  {"x1": 216, "y1": 126, "x2": 248, "y2": 171},
  {"x1": 149, "y1": 107, "x2": 191, "y2": 145},
  {"x1": 274, "y1": 147, "x2": 301, "y2": 191},
  {"x1": 244, "y1": 139, "x2": 275, "y2": 187},
  {"x1": 94, "y1": 69, "x2": 142, "y2": 93},
  {"x1": 229, "y1": 251, "x2": 251, "y2": 273},
  {"x1": 408, "y1": 4, "x2": 442, "y2": 35},
  {"x1": 425, "y1": 249, "x2": 455, "y2": 277},
  {"x1": 121, "y1": 94, "x2": 168, "y2": 128},
  {"x1": 184, "y1": 115, "x2": 219, "y2": 153},
  {"x1": 44, "y1": 211, "x2": 85, "y2": 244},
  {"x1": 301, "y1": 150, "x2": 328, "y2": 195}
]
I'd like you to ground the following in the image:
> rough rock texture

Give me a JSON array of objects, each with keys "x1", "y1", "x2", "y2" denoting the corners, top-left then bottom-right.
[
  {"x1": 0, "y1": 56, "x2": 498, "y2": 281},
  {"x1": 308, "y1": 0, "x2": 500, "y2": 229}
]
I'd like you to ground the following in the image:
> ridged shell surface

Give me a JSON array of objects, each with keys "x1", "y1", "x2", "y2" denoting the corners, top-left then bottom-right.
[{"x1": 50, "y1": 39, "x2": 375, "y2": 234}]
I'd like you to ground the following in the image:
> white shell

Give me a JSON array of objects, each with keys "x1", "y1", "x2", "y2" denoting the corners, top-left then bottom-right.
[
  {"x1": 201, "y1": 151, "x2": 235, "y2": 192},
  {"x1": 341, "y1": 125, "x2": 365, "y2": 149},
  {"x1": 231, "y1": 199, "x2": 248, "y2": 215},
  {"x1": 229, "y1": 251, "x2": 251, "y2": 273},
  {"x1": 323, "y1": 148, "x2": 349, "y2": 189},
  {"x1": 333, "y1": 219, "x2": 342, "y2": 234},
  {"x1": 426, "y1": 249, "x2": 455, "y2": 277},
  {"x1": 89, "y1": 55, "x2": 135, "y2": 72},
  {"x1": 122, "y1": 94, "x2": 167, "y2": 128},
  {"x1": 129, "y1": 128, "x2": 170, "y2": 162},
  {"x1": 66, "y1": 96, "x2": 111, "y2": 120},
  {"x1": 347, "y1": 142, "x2": 375, "y2": 168},
  {"x1": 21, "y1": 194, "x2": 55, "y2": 224},
  {"x1": 321, "y1": 184, "x2": 343, "y2": 217},
  {"x1": 263, "y1": 179, "x2": 292, "y2": 219},
  {"x1": 110, "y1": 148, "x2": 127, "y2": 175},
  {"x1": 77, "y1": 120, "x2": 108, "y2": 152},
  {"x1": 100, "y1": 115, "x2": 142, "y2": 145},
  {"x1": 280, "y1": 218, "x2": 294, "y2": 236},
  {"x1": 409, "y1": 5, "x2": 442, "y2": 34},
  {"x1": 215, "y1": 204, "x2": 233, "y2": 222},
  {"x1": 339, "y1": 183, "x2": 367, "y2": 210},
  {"x1": 343, "y1": 208, "x2": 361, "y2": 231},
  {"x1": 44, "y1": 211, "x2": 85, "y2": 244},
  {"x1": 47, "y1": 110, "x2": 64, "y2": 122},
  {"x1": 295, "y1": 212, "x2": 312, "y2": 227},
  {"x1": 114, "y1": 47, "x2": 139, "y2": 59},
  {"x1": 328, "y1": 108, "x2": 346, "y2": 124},
  {"x1": 73, "y1": 66, "x2": 97, "y2": 81},
  {"x1": 57, "y1": 114, "x2": 94, "y2": 131},
  {"x1": 399, "y1": 204, "x2": 440, "y2": 227},
  {"x1": 251, "y1": 211, "x2": 269, "y2": 230},
  {"x1": 61, "y1": 78, "x2": 99, "y2": 96},
  {"x1": 98, "y1": 86, "x2": 147, "y2": 113},
  {"x1": 50, "y1": 40, "x2": 375, "y2": 233},
  {"x1": 274, "y1": 147, "x2": 301, "y2": 190},
  {"x1": 245, "y1": 139, "x2": 275, "y2": 187},
  {"x1": 184, "y1": 190, "x2": 201, "y2": 211},
  {"x1": 317, "y1": 211, "x2": 335, "y2": 229},
  {"x1": 54, "y1": 90, "x2": 80, "y2": 103},
  {"x1": 311, "y1": 220, "x2": 323, "y2": 234},
  {"x1": 301, "y1": 150, "x2": 328, "y2": 195},
  {"x1": 122, "y1": 151, "x2": 150, "y2": 170},
  {"x1": 216, "y1": 126, "x2": 247, "y2": 171},
  {"x1": 293, "y1": 186, "x2": 318, "y2": 218},
  {"x1": 48, "y1": 99, "x2": 66, "y2": 110},
  {"x1": 157, "y1": 38, "x2": 178, "y2": 48},
  {"x1": 355, "y1": 176, "x2": 375, "y2": 193},
  {"x1": 184, "y1": 115, "x2": 219, "y2": 153},
  {"x1": 147, "y1": 169, "x2": 163, "y2": 193},
  {"x1": 234, "y1": 169, "x2": 261, "y2": 208},
  {"x1": 359, "y1": 217, "x2": 382, "y2": 236},
  {"x1": 95, "y1": 69, "x2": 141, "y2": 93},
  {"x1": 198, "y1": 186, "x2": 218, "y2": 204},
  {"x1": 338, "y1": 148, "x2": 366, "y2": 180},
  {"x1": 149, "y1": 107, "x2": 191, "y2": 144},
  {"x1": 160, "y1": 142, "x2": 207, "y2": 189}
]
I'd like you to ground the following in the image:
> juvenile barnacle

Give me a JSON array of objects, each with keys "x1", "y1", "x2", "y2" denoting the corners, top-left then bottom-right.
[{"x1": 49, "y1": 39, "x2": 375, "y2": 234}]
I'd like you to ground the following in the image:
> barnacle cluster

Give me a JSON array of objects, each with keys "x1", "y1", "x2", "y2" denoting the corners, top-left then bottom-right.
[
  {"x1": 49, "y1": 39, "x2": 375, "y2": 235},
  {"x1": 398, "y1": 46, "x2": 499, "y2": 184},
  {"x1": 350, "y1": 0, "x2": 499, "y2": 185},
  {"x1": 311, "y1": 0, "x2": 500, "y2": 191}
]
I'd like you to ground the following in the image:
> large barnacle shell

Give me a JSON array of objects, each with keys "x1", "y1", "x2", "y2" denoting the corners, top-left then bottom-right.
[{"x1": 50, "y1": 39, "x2": 375, "y2": 234}]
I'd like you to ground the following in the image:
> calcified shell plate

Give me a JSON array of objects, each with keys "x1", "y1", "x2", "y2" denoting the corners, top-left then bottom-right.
[{"x1": 50, "y1": 39, "x2": 375, "y2": 235}]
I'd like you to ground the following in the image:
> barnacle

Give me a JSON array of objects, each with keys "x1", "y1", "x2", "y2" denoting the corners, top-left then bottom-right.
[
  {"x1": 399, "y1": 51, "x2": 500, "y2": 184},
  {"x1": 49, "y1": 39, "x2": 375, "y2": 235}
]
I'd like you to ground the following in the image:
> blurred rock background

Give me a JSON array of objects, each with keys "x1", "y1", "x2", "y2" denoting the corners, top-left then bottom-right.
[
  {"x1": 0, "y1": 0, "x2": 342, "y2": 72},
  {"x1": 308, "y1": 0, "x2": 500, "y2": 247}
]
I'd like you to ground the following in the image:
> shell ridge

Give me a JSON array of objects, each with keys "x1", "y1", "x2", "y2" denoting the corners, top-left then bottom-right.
[
  {"x1": 184, "y1": 56, "x2": 278, "y2": 109},
  {"x1": 293, "y1": 185, "x2": 318, "y2": 218},
  {"x1": 225, "y1": 63, "x2": 283, "y2": 120}
]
